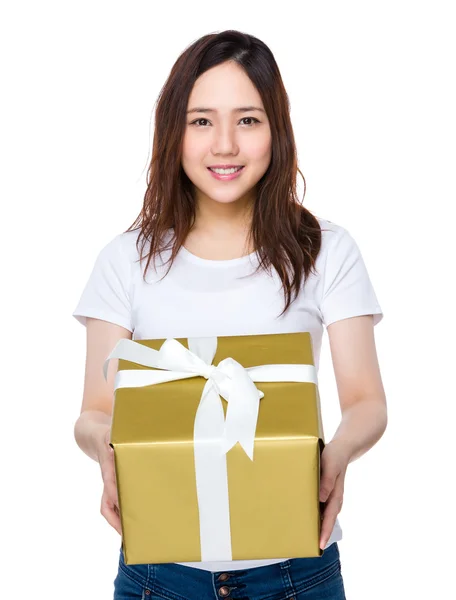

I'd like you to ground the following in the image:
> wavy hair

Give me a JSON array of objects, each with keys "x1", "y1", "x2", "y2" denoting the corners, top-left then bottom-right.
[{"x1": 125, "y1": 29, "x2": 324, "y2": 317}]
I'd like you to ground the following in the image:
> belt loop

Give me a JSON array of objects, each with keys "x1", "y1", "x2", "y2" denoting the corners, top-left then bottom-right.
[{"x1": 279, "y1": 560, "x2": 295, "y2": 598}]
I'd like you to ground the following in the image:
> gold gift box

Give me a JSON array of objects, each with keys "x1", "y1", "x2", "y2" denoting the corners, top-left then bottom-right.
[{"x1": 110, "y1": 332, "x2": 325, "y2": 565}]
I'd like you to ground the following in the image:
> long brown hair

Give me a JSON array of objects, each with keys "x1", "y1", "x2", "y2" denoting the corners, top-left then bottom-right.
[{"x1": 125, "y1": 29, "x2": 324, "y2": 317}]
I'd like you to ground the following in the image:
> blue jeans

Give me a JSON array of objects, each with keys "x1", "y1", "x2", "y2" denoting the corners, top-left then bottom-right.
[{"x1": 113, "y1": 542, "x2": 346, "y2": 599}]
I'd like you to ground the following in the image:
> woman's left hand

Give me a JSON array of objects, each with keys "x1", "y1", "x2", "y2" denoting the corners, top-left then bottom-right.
[{"x1": 319, "y1": 439, "x2": 351, "y2": 549}]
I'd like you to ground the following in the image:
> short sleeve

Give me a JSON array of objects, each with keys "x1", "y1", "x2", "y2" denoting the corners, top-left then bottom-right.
[
  {"x1": 319, "y1": 228, "x2": 384, "y2": 328},
  {"x1": 72, "y1": 234, "x2": 133, "y2": 332}
]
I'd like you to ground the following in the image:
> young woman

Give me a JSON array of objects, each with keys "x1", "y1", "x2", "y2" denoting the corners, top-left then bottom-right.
[{"x1": 73, "y1": 30, "x2": 387, "y2": 600}]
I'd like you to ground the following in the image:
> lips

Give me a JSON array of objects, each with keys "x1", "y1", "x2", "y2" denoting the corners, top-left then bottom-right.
[
  {"x1": 207, "y1": 165, "x2": 244, "y2": 170},
  {"x1": 207, "y1": 165, "x2": 245, "y2": 181},
  {"x1": 208, "y1": 166, "x2": 244, "y2": 172}
]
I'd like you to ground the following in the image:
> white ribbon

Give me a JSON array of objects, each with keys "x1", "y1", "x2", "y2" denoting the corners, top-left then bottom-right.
[{"x1": 104, "y1": 336, "x2": 318, "y2": 561}]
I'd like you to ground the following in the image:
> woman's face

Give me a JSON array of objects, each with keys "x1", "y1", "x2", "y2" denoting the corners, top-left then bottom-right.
[{"x1": 182, "y1": 61, "x2": 272, "y2": 210}]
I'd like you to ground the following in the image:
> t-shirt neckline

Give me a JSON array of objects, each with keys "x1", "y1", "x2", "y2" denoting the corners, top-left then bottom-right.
[{"x1": 179, "y1": 244, "x2": 258, "y2": 268}]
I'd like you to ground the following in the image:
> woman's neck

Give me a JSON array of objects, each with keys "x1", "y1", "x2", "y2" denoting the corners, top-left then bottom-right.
[{"x1": 184, "y1": 220, "x2": 255, "y2": 261}]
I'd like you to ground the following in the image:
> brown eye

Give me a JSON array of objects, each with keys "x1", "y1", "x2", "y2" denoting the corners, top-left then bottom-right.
[
  {"x1": 190, "y1": 118, "x2": 210, "y2": 127},
  {"x1": 240, "y1": 117, "x2": 260, "y2": 126}
]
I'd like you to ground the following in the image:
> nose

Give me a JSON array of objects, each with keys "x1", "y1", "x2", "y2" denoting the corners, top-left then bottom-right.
[{"x1": 211, "y1": 124, "x2": 239, "y2": 156}]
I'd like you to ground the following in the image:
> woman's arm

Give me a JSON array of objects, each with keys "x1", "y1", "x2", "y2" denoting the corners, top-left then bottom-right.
[
  {"x1": 318, "y1": 314, "x2": 387, "y2": 548},
  {"x1": 327, "y1": 314, "x2": 388, "y2": 463},
  {"x1": 73, "y1": 318, "x2": 133, "y2": 462}
]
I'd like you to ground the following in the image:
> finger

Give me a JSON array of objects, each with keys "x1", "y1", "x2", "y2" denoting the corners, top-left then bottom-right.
[
  {"x1": 319, "y1": 498, "x2": 340, "y2": 549},
  {"x1": 319, "y1": 480, "x2": 335, "y2": 504},
  {"x1": 100, "y1": 462, "x2": 120, "y2": 513},
  {"x1": 101, "y1": 499, "x2": 122, "y2": 536},
  {"x1": 104, "y1": 476, "x2": 119, "y2": 507},
  {"x1": 319, "y1": 466, "x2": 338, "y2": 503},
  {"x1": 320, "y1": 480, "x2": 344, "y2": 549}
]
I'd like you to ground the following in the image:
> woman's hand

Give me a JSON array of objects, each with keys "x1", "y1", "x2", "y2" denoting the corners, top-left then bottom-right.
[
  {"x1": 319, "y1": 439, "x2": 351, "y2": 549},
  {"x1": 96, "y1": 427, "x2": 122, "y2": 536}
]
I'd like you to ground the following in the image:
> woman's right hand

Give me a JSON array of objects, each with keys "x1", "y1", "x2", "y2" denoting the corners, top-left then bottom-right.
[{"x1": 96, "y1": 427, "x2": 122, "y2": 536}]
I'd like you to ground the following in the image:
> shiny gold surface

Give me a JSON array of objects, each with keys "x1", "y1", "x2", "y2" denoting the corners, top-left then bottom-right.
[{"x1": 111, "y1": 332, "x2": 325, "y2": 565}]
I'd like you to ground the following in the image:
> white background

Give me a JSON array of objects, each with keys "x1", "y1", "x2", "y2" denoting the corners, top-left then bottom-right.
[{"x1": 2, "y1": 1, "x2": 455, "y2": 598}]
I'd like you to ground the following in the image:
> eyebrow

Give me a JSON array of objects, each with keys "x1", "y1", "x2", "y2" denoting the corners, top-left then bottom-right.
[{"x1": 186, "y1": 106, "x2": 265, "y2": 115}]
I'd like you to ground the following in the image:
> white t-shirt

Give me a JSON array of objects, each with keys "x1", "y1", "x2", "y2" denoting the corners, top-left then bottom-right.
[{"x1": 72, "y1": 216, "x2": 383, "y2": 572}]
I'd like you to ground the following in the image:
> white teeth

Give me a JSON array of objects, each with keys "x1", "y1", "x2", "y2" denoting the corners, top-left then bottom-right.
[{"x1": 209, "y1": 166, "x2": 243, "y2": 175}]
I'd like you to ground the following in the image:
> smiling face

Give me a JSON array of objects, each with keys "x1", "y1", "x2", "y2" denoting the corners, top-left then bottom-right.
[{"x1": 181, "y1": 61, "x2": 272, "y2": 213}]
